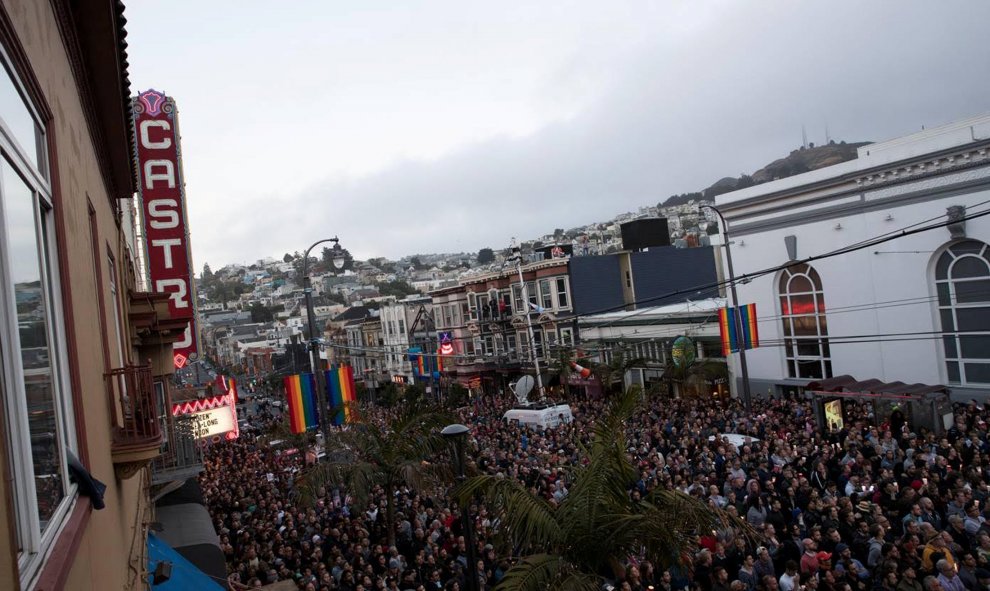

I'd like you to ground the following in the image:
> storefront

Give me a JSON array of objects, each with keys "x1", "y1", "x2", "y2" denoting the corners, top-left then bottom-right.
[{"x1": 807, "y1": 374, "x2": 953, "y2": 436}]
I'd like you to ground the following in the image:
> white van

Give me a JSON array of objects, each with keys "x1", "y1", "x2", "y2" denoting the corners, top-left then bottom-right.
[{"x1": 502, "y1": 404, "x2": 573, "y2": 429}]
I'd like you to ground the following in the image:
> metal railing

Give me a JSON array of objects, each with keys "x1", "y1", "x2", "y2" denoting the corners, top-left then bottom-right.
[
  {"x1": 105, "y1": 363, "x2": 162, "y2": 449},
  {"x1": 152, "y1": 414, "x2": 204, "y2": 484}
]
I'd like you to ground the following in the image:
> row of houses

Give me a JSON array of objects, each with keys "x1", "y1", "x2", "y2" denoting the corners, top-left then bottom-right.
[{"x1": 202, "y1": 114, "x2": 990, "y2": 415}]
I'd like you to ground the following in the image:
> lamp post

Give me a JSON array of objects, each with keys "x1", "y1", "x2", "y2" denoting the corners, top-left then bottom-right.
[
  {"x1": 703, "y1": 205, "x2": 753, "y2": 413},
  {"x1": 512, "y1": 246, "x2": 546, "y2": 402},
  {"x1": 302, "y1": 237, "x2": 347, "y2": 445},
  {"x1": 441, "y1": 424, "x2": 479, "y2": 591}
]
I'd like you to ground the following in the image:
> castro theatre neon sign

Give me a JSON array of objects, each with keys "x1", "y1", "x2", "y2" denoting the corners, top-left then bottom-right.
[{"x1": 131, "y1": 90, "x2": 199, "y2": 368}]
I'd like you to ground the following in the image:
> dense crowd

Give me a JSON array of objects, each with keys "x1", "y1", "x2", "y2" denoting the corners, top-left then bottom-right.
[{"x1": 203, "y1": 391, "x2": 990, "y2": 591}]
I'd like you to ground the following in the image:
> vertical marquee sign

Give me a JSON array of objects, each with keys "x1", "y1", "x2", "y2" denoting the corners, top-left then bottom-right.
[{"x1": 131, "y1": 90, "x2": 199, "y2": 368}]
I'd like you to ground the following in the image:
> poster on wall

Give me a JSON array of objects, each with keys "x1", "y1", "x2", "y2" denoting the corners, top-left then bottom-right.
[{"x1": 824, "y1": 399, "x2": 844, "y2": 432}]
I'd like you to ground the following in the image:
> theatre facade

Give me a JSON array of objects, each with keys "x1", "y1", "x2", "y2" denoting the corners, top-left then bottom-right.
[{"x1": 715, "y1": 114, "x2": 990, "y2": 403}]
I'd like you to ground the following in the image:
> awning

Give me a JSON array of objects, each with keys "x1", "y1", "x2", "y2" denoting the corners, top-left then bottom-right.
[
  {"x1": 806, "y1": 374, "x2": 949, "y2": 400},
  {"x1": 147, "y1": 532, "x2": 224, "y2": 590}
]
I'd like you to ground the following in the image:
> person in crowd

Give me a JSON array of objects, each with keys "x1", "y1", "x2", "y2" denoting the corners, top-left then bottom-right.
[{"x1": 201, "y1": 388, "x2": 990, "y2": 591}]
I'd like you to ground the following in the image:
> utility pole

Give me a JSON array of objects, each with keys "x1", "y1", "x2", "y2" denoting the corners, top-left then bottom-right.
[
  {"x1": 512, "y1": 245, "x2": 545, "y2": 402},
  {"x1": 703, "y1": 206, "x2": 752, "y2": 412}
]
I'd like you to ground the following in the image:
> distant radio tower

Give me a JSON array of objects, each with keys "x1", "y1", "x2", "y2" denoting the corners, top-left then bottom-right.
[
  {"x1": 825, "y1": 121, "x2": 831, "y2": 144},
  {"x1": 802, "y1": 125, "x2": 808, "y2": 149}
]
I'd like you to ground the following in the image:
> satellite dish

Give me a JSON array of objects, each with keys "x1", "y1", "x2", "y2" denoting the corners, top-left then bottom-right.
[{"x1": 514, "y1": 376, "x2": 535, "y2": 405}]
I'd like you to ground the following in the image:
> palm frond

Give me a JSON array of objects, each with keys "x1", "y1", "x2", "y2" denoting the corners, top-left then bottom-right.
[
  {"x1": 495, "y1": 554, "x2": 575, "y2": 591},
  {"x1": 456, "y1": 475, "x2": 563, "y2": 552}
]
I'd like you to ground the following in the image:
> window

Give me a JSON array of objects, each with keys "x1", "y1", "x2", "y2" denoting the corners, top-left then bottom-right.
[
  {"x1": 559, "y1": 327, "x2": 574, "y2": 347},
  {"x1": 778, "y1": 263, "x2": 831, "y2": 379},
  {"x1": 512, "y1": 284, "x2": 523, "y2": 314},
  {"x1": 398, "y1": 318, "x2": 405, "y2": 336},
  {"x1": 539, "y1": 279, "x2": 553, "y2": 310},
  {"x1": 526, "y1": 281, "x2": 538, "y2": 308},
  {"x1": 0, "y1": 54, "x2": 76, "y2": 583},
  {"x1": 506, "y1": 334, "x2": 517, "y2": 357},
  {"x1": 935, "y1": 240, "x2": 990, "y2": 384},
  {"x1": 433, "y1": 305, "x2": 444, "y2": 328},
  {"x1": 467, "y1": 292, "x2": 478, "y2": 321},
  {"x1": 555, "y1": 277, "x2": 569, "y2": 309}
]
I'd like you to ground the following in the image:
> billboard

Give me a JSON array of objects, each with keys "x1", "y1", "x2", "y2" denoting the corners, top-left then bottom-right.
[
  {"x1": 131, "y1": 89, "x2": 199, "y2": 368},
  {"x1": 172, "y1": 376, "x2": 239, "y2": 441}
]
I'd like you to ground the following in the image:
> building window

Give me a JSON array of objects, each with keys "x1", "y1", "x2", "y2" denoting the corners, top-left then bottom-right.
[
  {"x1": 778, "y1": 263, "x2": 831, "y2": 379},
  {"x1": 512, "y1": 284, "x2": 523, "y2": 314},
  {"x1": 555, "y1": 277, "x2": 569, "y2": 309},
  {"x1": 559, "y1": 327, "x2": 574, "y2": 347},
  {"x1": 935, "y1": 240, "x2": 990, "y2": 385},
  {"x1": 539, "y1": 279, "x2": 553, "y2": 310},
  {"x1": 526, "y1": 281, "x2": 538, "y2": 309},
  {"x1": 466, "y1": 292, "x2": 478, "y2": 321},
  {"x1": 0, "y1": 54, "x2": 76, "y2": 582}
]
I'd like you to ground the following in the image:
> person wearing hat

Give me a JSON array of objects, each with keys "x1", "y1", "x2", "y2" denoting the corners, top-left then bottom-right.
[
  {"x1": 815, "y1": 550, "x2": 832, "y2": 577},
  {"x1": 923, "y1": 529, "x2": 956, "y2": 574}
]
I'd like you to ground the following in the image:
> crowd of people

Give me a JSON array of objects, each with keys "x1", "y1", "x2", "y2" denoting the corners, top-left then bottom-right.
[{"x1": 203, "y1": 389, "x2": 990, "y2": 591}]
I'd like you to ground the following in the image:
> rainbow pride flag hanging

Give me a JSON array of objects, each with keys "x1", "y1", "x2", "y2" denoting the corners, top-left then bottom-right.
[
  {"x1": 325, "y1": 366, "x2": 357, "y2": 426},
  {"x1": 283, "y1": 373, "x2": 319, "y2": 434},
  {"x1": 718, "y1": 303, "x2": 759, "y2": 356}
]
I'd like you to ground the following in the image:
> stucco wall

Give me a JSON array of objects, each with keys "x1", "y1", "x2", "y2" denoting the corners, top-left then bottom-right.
[
  {"x1": 718, "y1": 141, "x2": 990, "y2": 399},
  {"x1": 1, "y1": 0, "x2": 147, "y2": 589}
]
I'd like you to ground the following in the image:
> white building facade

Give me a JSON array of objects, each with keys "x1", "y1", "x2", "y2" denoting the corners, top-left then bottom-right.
[{"x1": 715, "y1": 114, "x2": 990, "y2": 400}]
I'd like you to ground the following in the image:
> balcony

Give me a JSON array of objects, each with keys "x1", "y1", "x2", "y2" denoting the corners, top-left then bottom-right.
[
  {"x1": 106, "y1": 363, "x2": 163, "y2": 479},
  {"x1": 151, "y1": 414, "x2": 204, "y2": 485}
]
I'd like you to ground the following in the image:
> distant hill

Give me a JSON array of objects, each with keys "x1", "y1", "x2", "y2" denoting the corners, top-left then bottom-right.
[{"x1": 661, "y1": 140, "x2": 871, "y2": 207}]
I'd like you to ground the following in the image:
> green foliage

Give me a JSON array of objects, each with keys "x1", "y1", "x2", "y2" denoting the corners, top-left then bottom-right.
[
  {"x1": 477, "y1": 248, "x2": 495, "y2": 264},
  {"x1": 445, "y1": 383, "x2": 469, "y2": 408},
  {"x1": 376, "y1": 280, "x2": 419, "y2": 299},
  {"x1": 248, "y1": 302, "x2": 276, "y2": 323},
  {"x1": 456, "y1": 391, "x2": 745, "y2": 591},
  {"x1": 296, "y1": 401, "x2": 454, "y2": 545},
  {"x1": 410, "y1": 256, "x2": 428, "y2": 270},
  {"x1": 283, "y1": 253, "x2": 294, "y2": 263}
]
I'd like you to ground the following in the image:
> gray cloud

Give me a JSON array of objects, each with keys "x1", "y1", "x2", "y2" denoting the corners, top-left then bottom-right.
[{"x1": 143, "y1": 1, "x2": 990, "y2": 265}]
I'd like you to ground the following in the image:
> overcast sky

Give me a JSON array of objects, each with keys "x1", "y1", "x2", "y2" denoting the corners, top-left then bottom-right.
[{"x1": 125, "y1": 0, "x2": 990, "y2": 270}]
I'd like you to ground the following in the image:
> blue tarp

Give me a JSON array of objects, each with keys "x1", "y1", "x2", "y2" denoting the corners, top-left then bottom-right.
[{"x1": 147, "y1": 533, "x2": 224, "y2": 590}]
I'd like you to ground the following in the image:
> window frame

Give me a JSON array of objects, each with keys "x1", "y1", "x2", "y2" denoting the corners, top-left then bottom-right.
[
  {"x1": 934, "y1": 240, "x2": 990, "y2": 385},
  {"x1": 0, "y1": 50, "x2": 78, "y2": 582},
  {"x1": 777, "y1": 263, "x2": 831, "y2": 380},
  {"x1": 555, "y1": 277, "x2": 569, "y2": 310}
]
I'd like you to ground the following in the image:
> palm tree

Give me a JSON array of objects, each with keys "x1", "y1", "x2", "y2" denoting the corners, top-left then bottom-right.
[
  {"x1": 590, "y1": 347, "x2": 646, "y2": 396},
  {"x1": 296, "y1": 400, "x2": 453, "y2": 546},
  {"x1": 456, "y1": 392, "x2": 745, "y2": 591}
]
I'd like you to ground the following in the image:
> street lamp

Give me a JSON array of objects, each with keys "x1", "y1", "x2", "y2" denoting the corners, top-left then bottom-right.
[
  {"x1": 702, "y1": 205, "x2": 753, "y2": 412},
  {"x1": 441, "y1": 424, "x2": 479, "y2": 591},
  {"x1": 302, "y1": 237, "x2": 347, "y2": 445}
]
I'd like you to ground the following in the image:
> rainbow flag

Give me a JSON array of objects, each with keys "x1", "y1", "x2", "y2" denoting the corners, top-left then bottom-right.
[
  {"x1": 325, "y1": 366, "x2": 357, "y2": 425},
  {"x1": 283, "y1": 373, "x2": 319, "y2": 434},
  {"x1": 718, "y1": 303, "x2": 759, "y2": 356}
]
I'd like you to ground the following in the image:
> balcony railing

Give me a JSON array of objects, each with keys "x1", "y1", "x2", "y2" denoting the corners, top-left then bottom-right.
[
  {"x1": 105, "y1": 363, "x2": 162, "y2": 478},
  {"x1": 151, "y1": 414, "x2": 204, "y2": 485}
]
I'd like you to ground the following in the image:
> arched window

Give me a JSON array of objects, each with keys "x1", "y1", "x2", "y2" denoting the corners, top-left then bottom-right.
[
  {"x1": 934, "y1": 240, "x2": 990, "y2": 384},
  {"x1": 778, "y1": 263, "x2": 831, "y2": 379}
]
